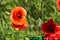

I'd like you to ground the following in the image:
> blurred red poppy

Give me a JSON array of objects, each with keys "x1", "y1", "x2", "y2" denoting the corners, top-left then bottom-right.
[
  {"x1": 46, "y1": 31, "x2": 60, "y2": 40},
  {"x1": 42, "y1": 19, "x2": 59, "y2": 34},
  {"x1": 46, "y1": 34, "x2": 57, "y2": 40},
  {"x1": 57, "y1": 0, "x2": 60, "y2": 12},
  {"x1": 12, "y1": 21, "x2": 28, "y2": 31},
  {"x1": 10, "y1": 7, "x2": 27, "y2": 25},
  {"x1": 55, "y1": 31, "x2": 60, "y2": 40},
  {"x1": 45, "y1": 26, "x2": 60, "y2": 38}
]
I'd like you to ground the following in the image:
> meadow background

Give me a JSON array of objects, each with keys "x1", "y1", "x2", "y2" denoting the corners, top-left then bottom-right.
[{"x1": 0, "y1": 0, "x2": 59, "y2": 40}]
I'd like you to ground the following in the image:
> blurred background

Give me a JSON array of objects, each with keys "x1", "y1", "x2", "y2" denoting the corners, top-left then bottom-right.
[{"x1": 0, "y1": 0, "x2": 59, "y2": 40}]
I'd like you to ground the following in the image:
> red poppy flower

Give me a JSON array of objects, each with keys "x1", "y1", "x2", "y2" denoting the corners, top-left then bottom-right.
[
  {"x1": 10, "y1": 7, "x2": 27, "y2": 25},
  {"x1": 42, "y1": 19, "x2": 59, "y2": 34},
  {"x1": 45, "y1": 26, "x2": 60, "y2": 37},
  {"x1": 46, "y1": 34, "x2": 57, "y2": 40},
  {"x1": 46, "y1": 31, "x2": 60, "y2": 40},
  {"x1": 55, "y1": 31, "x2": 60, "y2": 40},
  {"x1": 57, "y1": 0, "x2": 60, "y2": 12},
  {"x1": 12, "y1": 21, "x2": 28, "y2": 31},
  {"x1": 44, "y1": 26, "x2": 60, "y2": 40}
]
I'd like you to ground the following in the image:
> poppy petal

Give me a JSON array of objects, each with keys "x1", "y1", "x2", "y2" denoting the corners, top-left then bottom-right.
[
  {"x1": 18, "y1": 21, "x2": 28, "y2": 31},
  {"x1": 55, "y1": 31, "x2": 60, "y2": 39},
  {"x1": 10, "y1": 15, "x2": 26, "y2": 25},
  {"x1": 10, "y1": 7, "x2": 27, "y2": 16},
  {"x1": 57, "y1": 0, "x2": 60, "y2": 12},
  {"x1": 12, "y1": 21, "x2": 28, "y2": 31}
]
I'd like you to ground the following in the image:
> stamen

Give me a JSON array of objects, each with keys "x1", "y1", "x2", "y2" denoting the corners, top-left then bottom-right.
[
  {"x1": 17, "y1": 13, "x2": 22, "y2": 19},
  {"x1": 49, "y1": 26, "x2": 54, "y2": 33}
]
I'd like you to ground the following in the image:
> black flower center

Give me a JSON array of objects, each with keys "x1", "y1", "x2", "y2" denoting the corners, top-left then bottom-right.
[{"x1": 49, "y1": 26, "x2": 54, "y2": 33}]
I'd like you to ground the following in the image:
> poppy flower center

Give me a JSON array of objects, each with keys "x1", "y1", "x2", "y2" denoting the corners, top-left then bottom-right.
[
  {"x1": 48, "y1": 26, "x2": 54, "y2": 33},
  {"x1": 17, "y1": 13, "x2": 22, "y2": 19}
]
